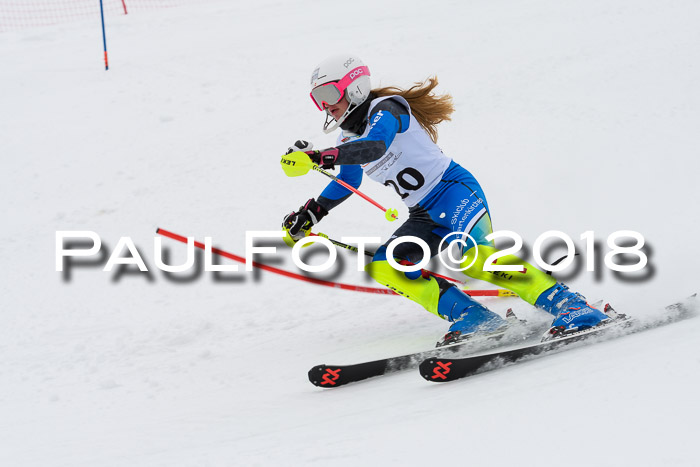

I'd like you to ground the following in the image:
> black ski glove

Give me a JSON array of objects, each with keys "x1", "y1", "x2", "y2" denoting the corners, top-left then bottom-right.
[
  {"x1": 307, "y1": 148, "x2": 339, "y2": 170},
  {"x1": 282, "y1": 198, "x2": 329, "y2": 241},
  {"x1": 286, "y1": 140, "x2": 339, "y2": 170}
]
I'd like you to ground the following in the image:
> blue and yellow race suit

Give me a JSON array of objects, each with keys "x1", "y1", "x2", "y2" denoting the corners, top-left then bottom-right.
[{"x1": 314, "y1": 94, "x2": 555, "y2": 326}]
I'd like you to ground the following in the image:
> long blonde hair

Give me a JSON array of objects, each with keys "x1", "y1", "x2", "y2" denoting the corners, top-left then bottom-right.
[{"x1": 371, "y1": 77, "x2": 454, "y2": 143}]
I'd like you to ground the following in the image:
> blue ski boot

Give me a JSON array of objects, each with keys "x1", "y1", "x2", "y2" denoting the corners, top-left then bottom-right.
[
  {"x1": 436, "y1": 285, "x2": 507, "y2": 347},
  {"x1": 535, "y1": 283, "x2": 610, "y2": 339}
]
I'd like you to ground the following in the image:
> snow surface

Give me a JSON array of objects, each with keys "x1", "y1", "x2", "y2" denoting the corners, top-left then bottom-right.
[{"x1": 2, "y1": 0, "x2": 700, "y2": 465}]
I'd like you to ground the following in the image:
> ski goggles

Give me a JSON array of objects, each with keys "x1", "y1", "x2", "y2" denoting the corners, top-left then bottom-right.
[{"x1": 309, "y1": 66, "x2": 370, "y2": 111}]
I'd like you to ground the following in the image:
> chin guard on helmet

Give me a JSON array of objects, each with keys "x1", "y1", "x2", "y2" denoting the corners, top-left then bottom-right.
[{"x1": 322, "y1": 101, "x2": 359, "y2": 133}]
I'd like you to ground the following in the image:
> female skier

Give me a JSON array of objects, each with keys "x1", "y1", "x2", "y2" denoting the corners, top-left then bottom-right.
[{"x1": 282, "y1": 53, "x2": 610, "y2": 345}]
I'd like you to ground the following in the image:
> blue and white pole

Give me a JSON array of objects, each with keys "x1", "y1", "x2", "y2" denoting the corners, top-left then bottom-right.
[{"x1": 99, "y1": 0, "x2": 108, "y2": 70}]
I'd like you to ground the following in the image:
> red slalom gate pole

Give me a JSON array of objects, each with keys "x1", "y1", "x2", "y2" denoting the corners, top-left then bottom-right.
[{"x1": 156, "y1": 228, "x2": 516, "y2": 298}]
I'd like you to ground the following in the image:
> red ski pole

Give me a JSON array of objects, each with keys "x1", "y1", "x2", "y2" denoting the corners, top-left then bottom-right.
[
  {"x1": 281, "y1": 151, "x2": 399, "y2": 222},
  {"x1": 311, "y1": 231, "x2": 463, "y2": 285}
]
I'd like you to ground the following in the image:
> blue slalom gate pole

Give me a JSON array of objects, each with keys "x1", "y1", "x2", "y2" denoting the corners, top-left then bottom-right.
[{"x1": 99, "y1": 0, "x2": 109, "y2": 70}]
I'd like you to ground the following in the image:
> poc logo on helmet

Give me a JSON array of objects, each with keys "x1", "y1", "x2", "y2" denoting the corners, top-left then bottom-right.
[
  {"x1": 343, "y1": 58, "x2": 355, "y2": 68},
  {"x1": 349, "y1": 68, "x2": 364, "y2": 79}
]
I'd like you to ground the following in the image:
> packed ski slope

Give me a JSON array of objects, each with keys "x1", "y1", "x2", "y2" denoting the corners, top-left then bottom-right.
[{"x1": 2, "y1": 0, "x2": 700, "y2": 465}]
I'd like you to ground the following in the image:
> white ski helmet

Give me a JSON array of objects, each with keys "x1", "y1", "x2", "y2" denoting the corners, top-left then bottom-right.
[{"x1": 309, "y1": 53, "x2": 371, "y2": 133}]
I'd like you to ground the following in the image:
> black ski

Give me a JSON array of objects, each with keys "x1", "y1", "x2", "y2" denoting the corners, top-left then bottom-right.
[
  {"x1": 308, "y1": 323, "x2": 541, "y2": 388},
  {"x1": 419, "y1": 295, "x2": 697, "y2": 383}
]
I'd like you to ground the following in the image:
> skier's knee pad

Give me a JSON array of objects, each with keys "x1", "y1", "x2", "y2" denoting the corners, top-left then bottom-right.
[
  {"x1": 364, "y1": 259, "x2": 442, "y2": 317},
  {"x1": 460, "y1": 244, "x2": 556, "y2": 305}
]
